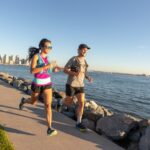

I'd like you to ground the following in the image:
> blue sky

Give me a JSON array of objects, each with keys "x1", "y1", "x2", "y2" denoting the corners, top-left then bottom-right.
[{"x1": 0, "y1": 0, "x2": 150, "y2": 74}]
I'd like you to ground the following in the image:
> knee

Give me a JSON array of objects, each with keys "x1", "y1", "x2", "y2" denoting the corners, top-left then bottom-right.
[
  {"x1": 64, "y1": 96, "x2": 73, "y2": 106},
  {"x1": 78, "y1": 100, "x2": 85, "y2": 108},
  {"x1": 31, "y1": 100, "x2": 37, "y2": 105},
  {"x1": 45, "y1": 103, "x2": 52, "y2": 110}
]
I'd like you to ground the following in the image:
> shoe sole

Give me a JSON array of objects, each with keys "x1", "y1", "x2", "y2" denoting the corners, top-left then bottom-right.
[
  {"x1": 47, "y1": 130, "x2": 58, "y2": 136},
  {"x1": 76, "y1": 127, "x2": 87, "y2": 132}
]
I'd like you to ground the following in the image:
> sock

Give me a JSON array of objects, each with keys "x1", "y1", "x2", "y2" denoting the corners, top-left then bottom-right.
[{"x1": 77, "y1": 116, "x2": 82, "y2": 124}]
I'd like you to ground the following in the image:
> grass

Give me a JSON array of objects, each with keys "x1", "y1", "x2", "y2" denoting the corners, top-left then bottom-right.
[{"x1": 0, "y1": 125, "x2": 14, "y2": 150}]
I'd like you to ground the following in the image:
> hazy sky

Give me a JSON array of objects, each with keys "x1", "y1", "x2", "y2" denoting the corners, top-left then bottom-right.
[{"x1": 0, "y1": 0, "x2": 150, "y2": 74}]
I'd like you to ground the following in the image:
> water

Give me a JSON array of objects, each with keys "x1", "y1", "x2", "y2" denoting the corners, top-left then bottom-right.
[{"x1": 0, "y1": 64, "x2": 150, "y2": 119}]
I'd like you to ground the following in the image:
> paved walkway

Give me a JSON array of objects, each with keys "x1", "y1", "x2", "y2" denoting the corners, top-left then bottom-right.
[{"x1": 0, "y1": 80, "x2": 124, "y2": 150}]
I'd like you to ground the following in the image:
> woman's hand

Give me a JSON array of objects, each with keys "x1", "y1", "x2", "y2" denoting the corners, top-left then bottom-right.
[
  {"x1": 53, "y1": 66, "x2": 64, "y2": 72},
  {"x1": 43, "y1": 61, "x2": 57, "y2": 70}
]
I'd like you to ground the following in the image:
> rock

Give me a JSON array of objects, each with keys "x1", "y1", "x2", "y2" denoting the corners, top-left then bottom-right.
[
  {"x1": 85, "y1": 100, "x2": 98, "y2": 111},
  {"x1": 12, "y1": 79, "x2": 24, "y2": 89},
  {"x1": 128, "y1": 130, "x2": 141, "y2": 142},
  {"x1": 96, "y1": 114, "x2": 138, "y2": 140},
  {"x1": 139, "y1": 119, "x2": 150, "y2": 128},
  {"x1": 0, "y1": 72, "x2": 9, "y2": 77},
  {"x1": 127, "y1": 142, "x2": 139, "y2": 150},
  {"x1": 19, "y1": 84, "x2": 28, "y2": 92},
  {"x1": 52, "y1": 98, "x2": 58, "y2": 108},
  {"x1": 82, "y1": 118, "x2": 96, "y2": 130},
  {"x1": 139, "y1": 126, "x2": 150, "y2": 150},
  {"x1": 127, "y1": 119, "x2": 150, "y2": 146},
  {"x1": 102, "y1": 106, "x2": 113, "y2": 116},
  {"x1": 85, "y1": 101, "x2": 113, "y2": 117},
  {"x1": 17, "y1": 77, "x2": 26, "y2": 82},
  {"x1": 84, "y1": 101, "x2": 113, "y2": 122},
  {"x1": 26, "y1": 89, "x2": 32, "y2": 95},
  {"x1": 3, "y1": 77, "x2": 13, "y2": 84},
  {"x1": 83, "y1": 109, "x2": 103, "y2": 122}
]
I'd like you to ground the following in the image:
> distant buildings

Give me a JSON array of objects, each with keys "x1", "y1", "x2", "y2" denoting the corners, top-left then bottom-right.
[
  {"x1": 3, "y1": 54, "x2": 9, "y2": 64},
  {"x1": 0, "y1": 54, "x2": 29, "y2": 66},
  {"x1": 0, "y1": 55, "x2": 2, "y2": 64}
]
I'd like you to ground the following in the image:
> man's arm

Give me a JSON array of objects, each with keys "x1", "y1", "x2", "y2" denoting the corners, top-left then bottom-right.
[
  {"x1": 64, "y1": 57, "x2": 79, "y2": 76},
  {"x1": 85, "y1": 61, "x2": 93, "y2": 83}
]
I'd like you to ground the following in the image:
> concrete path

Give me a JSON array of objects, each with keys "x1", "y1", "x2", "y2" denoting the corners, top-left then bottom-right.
[{"x1": 0, "y1": 80, "x2": 124, "y2": 150}]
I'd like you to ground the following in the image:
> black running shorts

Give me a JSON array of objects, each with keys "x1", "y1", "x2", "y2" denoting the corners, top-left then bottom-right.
[
  {"x1": 31, "y1": 84, "x2": 52, "y2": 93},
  {"x1": 65, "y1": 84, "x2": 84, "y2": 96}
]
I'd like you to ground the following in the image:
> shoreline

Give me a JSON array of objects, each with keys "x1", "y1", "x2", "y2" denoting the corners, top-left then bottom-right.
[
  {"x1": 0, "y1": 64, "x2": 149, "y2": 77},
  {"x1": 0, "y1": 72, "x2": 150, "y2": 150}
]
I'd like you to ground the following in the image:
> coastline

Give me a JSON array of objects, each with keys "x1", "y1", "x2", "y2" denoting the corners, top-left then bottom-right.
[
  {"x1": 0, "y1": 71, "x2": 150, "y2": 150},
  {"x1": 0, "y1": 64, "x2": 149, "y2": 77}
]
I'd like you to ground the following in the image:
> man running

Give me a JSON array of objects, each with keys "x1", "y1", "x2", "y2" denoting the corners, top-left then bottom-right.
[{"x1": 63, "y1": 44, "x2": 93, "y2": 132}]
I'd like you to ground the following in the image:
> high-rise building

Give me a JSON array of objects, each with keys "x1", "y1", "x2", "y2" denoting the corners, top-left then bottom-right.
[
  {"x1": 9, "y1": 55, "x2": 15, "y2": 64},
  {"x1": 0, "y1": 55, "x2": 2, "y2": 63},
  {"x1": 3, "y1": 54, "x2": 9, "y2": 64},
  {"x1": 15, "y1": 55, "x2": 20, "y2": 64}
]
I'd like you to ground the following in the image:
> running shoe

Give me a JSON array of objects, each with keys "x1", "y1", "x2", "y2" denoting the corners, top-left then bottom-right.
[
  {"x1": 76, "y1": 123, "x2": 87, "y2": 132},
  {"x1": 19, "y1": 97, "x2": 25, "y2": 110},
  {"x1": 47, "y1": 128, "x2": 57, "y2": 136}
]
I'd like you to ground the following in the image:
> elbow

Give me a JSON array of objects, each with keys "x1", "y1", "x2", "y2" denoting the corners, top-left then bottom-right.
[{"x1": 30, "y1": 69, "x2": 35, "y2": 74}]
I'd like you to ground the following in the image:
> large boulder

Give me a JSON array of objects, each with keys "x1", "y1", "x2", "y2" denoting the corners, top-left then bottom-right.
[
  {"x1": 0, "y1": 72, "x2": 9, "y2": 78},
  {"x1": 3, "y1": 77, "x2": 13, "y2": 84},
  {"x1": 96, "y1": 114, "x2": 138, "y2": 140},
  {"x1": 19, "y1": 81, "x2": 31, "y2": 92},
  {"x1": 139, "y1": 126, "x2": 150, "y2": 150},
  {"x1": 82, "y1": 118, "x2": 96, "y2": 131},
  {"x1": 0, "y1": 72, "x2": 12, "y2": 81},
  {"x1": 83, "y1": 105, "x2": 105, "y2": 122},
  {"x1": 85, "y1": 100, "x2": 98, "y2": 111},
  {"x1": 84, "y1": 100, "x2": 113, "y2": 122},
  {"x1": 12, "y1": 79, "x2": 24, "y2": 89}
]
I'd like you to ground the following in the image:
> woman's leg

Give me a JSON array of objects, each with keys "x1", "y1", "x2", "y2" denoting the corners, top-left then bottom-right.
[
  {"x1": 43, "y1": 88, "x2": 52, "y2": 128},
  {"x1": 25, "y1": 92, "x2": 40, "y2": 104},
  {"x1": 19, "y1": 92, "x2": 39, "y2": 110},
  {"x1": 43, "y1": 88, "x2": 57, "y2": 136}
]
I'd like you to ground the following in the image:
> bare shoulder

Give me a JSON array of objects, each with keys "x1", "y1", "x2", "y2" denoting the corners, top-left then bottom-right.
[{"x1": 32, "y1": 54, "x2": 38, "y2": 61}]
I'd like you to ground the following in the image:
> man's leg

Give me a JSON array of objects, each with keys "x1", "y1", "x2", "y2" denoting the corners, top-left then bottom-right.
[
  {"x1": 75, "y1": 92, "x2": 87, "y2": 132},
  {"x1": 63, "y1": 96, "x2": 73, "y2": 107},
  {"x1": 76, "y1": 93, "x2": 85, "y2": 124},
  {"x1": 57, "y1": 84, "x2": 74, "y2": 112}
]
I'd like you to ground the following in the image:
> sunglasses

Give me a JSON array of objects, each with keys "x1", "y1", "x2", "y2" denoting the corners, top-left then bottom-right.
[{"x1": 43, "y1": 46, "x2": 52, "y2": 50}]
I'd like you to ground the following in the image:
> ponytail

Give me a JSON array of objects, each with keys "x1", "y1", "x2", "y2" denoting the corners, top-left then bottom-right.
[{"x1": 28, "y1": 47, "x2": 40, "y2": 61}]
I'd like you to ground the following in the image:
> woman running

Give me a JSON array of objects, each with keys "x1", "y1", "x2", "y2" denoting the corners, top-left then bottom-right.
[{"x1": 19, "y1": 38, "x2": 60, "y2": 136}]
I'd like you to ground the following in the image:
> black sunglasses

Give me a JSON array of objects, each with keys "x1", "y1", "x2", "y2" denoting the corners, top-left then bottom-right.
[{"x1": 43, "y1": 46, "x2": 52, "y2": 50}]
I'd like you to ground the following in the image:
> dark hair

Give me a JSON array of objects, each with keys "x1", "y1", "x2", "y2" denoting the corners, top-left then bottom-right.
[{"x1": 28, "y1": 38, "x2": 51, "y2": 61}]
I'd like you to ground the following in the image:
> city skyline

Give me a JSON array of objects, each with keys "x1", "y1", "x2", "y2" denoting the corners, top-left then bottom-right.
[
  {"x1": 0, "y1": 54, "x2": 29, "y2": 65},
  {"x1": 0, "y1": 0, "x2": 150, "y2": 74}
]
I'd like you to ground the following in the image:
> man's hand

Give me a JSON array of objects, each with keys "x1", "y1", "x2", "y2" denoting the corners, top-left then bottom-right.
[{"x1": 64, "y1": 68, "x2": 79, "y2": 76}]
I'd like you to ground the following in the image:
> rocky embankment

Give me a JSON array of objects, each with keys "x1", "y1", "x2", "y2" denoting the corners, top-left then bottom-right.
[{"x1": 0, "y1": 72, "x2": 150, "y2": 150}]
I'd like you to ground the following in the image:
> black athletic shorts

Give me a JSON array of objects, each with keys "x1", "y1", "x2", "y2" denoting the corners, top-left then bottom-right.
[
  {"x1": 31, "y1": 84, "x2": 52, "y2": 93},
  {"x1": 66, "y1": 84, "x2": 84, "y2": 96}
]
